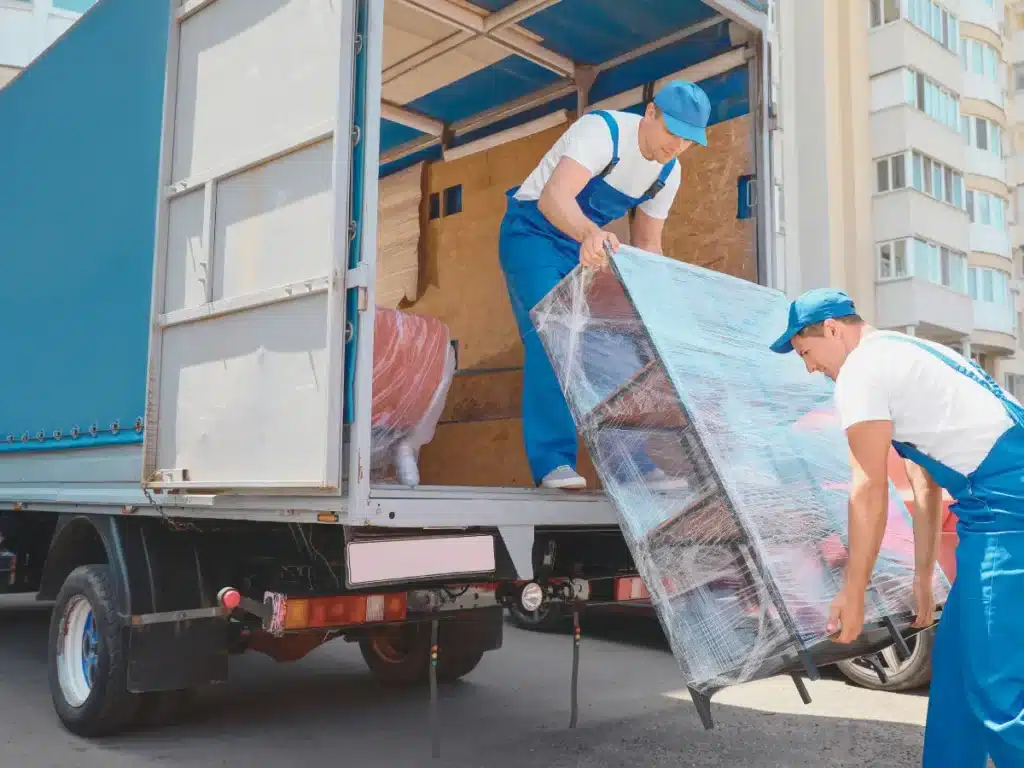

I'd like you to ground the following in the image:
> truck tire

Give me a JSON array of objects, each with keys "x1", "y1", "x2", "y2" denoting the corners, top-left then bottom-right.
[
  {"x1": 835, "y1": 627, "x2": 934, "y2": 692},
  {"x1": 359, "y1": 622, "x2": 485, "y2": 685},
  {"x1": 47, "y1": 564, "x2": 142, "y2": 737},
  {"x1": 506, "y1": 603, "x2": 565, "y2": 632}
]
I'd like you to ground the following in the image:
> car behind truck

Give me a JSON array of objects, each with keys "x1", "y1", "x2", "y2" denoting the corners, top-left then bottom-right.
[{"x1": 0, "y1": 0, "x2": 781, "y2": 747}]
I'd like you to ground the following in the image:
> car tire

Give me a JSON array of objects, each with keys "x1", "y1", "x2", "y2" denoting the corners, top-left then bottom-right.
[
  {"x1": 835, "y1": 627, "x2": 934, "y2": 692},
  {"x1": 48, "y1": 564, "x2": 143, "y2": 737}
]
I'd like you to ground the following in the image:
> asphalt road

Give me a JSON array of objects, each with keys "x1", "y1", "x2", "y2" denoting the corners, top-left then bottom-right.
[{"x1": 0, "y1": 595, "x2": 930, "y2": 768}]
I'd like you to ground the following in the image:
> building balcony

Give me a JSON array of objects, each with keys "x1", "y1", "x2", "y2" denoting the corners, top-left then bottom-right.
[
  {"x1": 966, "y1": 146, "x2": 1007, "y2": 183},
  {"x1": 873, "y1": 189, "x2": 971, "y2": 253},
  {"x1": 876, "y1": 278, "x2": 974, "y2": 340},
  {"x1": 963, "y1": 72, "x2": 1005, "y2": 109},
  {"x1": 960, "y1": 0, "x2": 1002, "y2": 36},
  {"x1": 871, "y1": 106, "x2": 966, "y2": 171},
  {"x1": 970, "y1": 223, "x2": 1013, "y2": 258},
  {"x1": 972, "y1": 300, "x2": 1018, "y2": 353},
  {"x1": 868, "y1": 21, "x2": 963, "y2": 94}
]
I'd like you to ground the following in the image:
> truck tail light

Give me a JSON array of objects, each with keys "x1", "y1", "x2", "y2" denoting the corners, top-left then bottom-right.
[
  {"x1": 614, "y1": 576, "x2": 649, "y2": 601},
  {"x1": 282, "y1": 593, "x2": 407, "y2": 631}
]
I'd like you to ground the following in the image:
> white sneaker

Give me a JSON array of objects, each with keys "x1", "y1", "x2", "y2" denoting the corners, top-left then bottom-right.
[
  {"x1": 642, "y1": 467, "x2": 690, "y2": 492},
  {"x1": 541, "y1": 465, "x2": 587, "y2": 490},
  {"x1": 394, "y1": 440, "x2": 420, "y2": 487}
]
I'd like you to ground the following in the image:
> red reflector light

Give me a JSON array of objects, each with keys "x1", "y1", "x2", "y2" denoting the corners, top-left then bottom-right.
[
  {"x1": 282, "y1": 593, "x2": 407, "y2": 631},
  {"x1": 217, "y1": 587, "x2": 241, "y2": 610},
  {"x1": 614, "y1": 577, "x2": 649, "y2": 602}
]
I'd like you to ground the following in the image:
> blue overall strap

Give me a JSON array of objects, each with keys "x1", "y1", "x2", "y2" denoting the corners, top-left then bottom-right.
[
  {"x1": 590, "y1": 110, "x2": 620, "y2": 179},
  {"x1": 640, "y1": 158, "x2": 677, "y2": 203}
]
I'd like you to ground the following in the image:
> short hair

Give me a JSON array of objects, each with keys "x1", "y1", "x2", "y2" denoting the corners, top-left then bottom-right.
[{"x1": 795, "y1": 314, "x2": 864, "y2": 338}]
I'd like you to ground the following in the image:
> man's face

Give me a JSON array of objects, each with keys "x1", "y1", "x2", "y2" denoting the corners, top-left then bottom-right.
[
  {"x1": 643, "y1": 105, "x2": 693, "y2": 162},
  {"x1": 790, "y1": 323, "x2": 850, "y2": 382}
]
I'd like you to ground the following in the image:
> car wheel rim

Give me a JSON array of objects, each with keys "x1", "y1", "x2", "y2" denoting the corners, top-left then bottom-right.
[
  {"x1": 846, "y1": 634, "x2": 923, "y2": 680},
  {"x1": 57, "y1": 595, "x2": 99, "y2": 708}
]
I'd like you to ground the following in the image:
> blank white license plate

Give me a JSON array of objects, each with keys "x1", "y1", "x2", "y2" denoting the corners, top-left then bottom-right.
[{"x1": 346, "y1": 534, "x2": 496, "y2": 587}]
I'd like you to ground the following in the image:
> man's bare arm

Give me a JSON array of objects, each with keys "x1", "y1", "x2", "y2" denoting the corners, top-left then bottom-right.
[
  {"x1": 904, "y1": 459, "x2": 942, "y2": 607},
  {"x1": 845, "y1": 420, "x2": 895, "y2": 593},
  {"x1": 630, "y1": 209, "x2": 665, "y2": 254},
  {"x1": 537, "y1": 157, "x2": 601, "y2": 242}
]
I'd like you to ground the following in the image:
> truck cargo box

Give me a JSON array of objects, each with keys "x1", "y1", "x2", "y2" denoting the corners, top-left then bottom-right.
[{"x1": 0, "y1": 0, "x2": 776, "y2": 531}]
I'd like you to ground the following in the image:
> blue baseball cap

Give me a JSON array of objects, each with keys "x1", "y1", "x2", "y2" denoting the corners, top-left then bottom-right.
[
  {"x1": 653, "y1": 80, "x2": 711, "y2": 146},
  {"x1": 769, "y1": 288, "x2": 858, "y2": 354}
]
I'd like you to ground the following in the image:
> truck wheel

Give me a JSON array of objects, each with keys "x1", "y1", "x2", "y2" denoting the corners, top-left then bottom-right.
[
  {"x1": 359, "y1": 623, "x2": 485, "y2": 685},
  {"x1": 835, "y1": 627, "x2": 934, "y2": 692},
  {"x1": 48, "y1": 565, "x2": 142, "y2": 737},
  {"x1": 506, "y1": 604, "x2": 565, "y2": 632}
]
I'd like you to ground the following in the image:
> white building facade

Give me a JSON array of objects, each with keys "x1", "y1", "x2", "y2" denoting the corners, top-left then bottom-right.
[
  {"x1": 869, "y1": 0, "x2": 1022, "y2": 384},
  {"x1": 0, "y1": 0, "x2": 94, "y2": 87}
]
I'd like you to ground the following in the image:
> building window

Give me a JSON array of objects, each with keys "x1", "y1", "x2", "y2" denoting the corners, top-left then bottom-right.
[
  {"x1": 1007, "y1": 373, "x2": 1024, "y2": 399},
  {"x1": 961, "y1": 38, "x2": 1000, "y2": 83},
  {"x1": 968, "y1": 266, "x2": 1011, "y2": 304},
  {"x1": 1015, "y1": 63, "x2": 1024, "y2": 93},
  {"x1": 875, "y1": 153, "x2": 909, "y2": 193},
  {"x1": 905, "y1": 69, "x2": 960, "y2": 131},
  {"x1": 877, "y1": 237, "x2": 967, "y2": 292},
  {"x1": 963, "y1": 115, "x2": 1002, "y2": 156},
  {"x1": 884, "y1": 150, "x2": 964, "y2": 208},
  {"x1": 902, "y1": 0, "x2": 959, "y2": 51},
  {"x1": 870, "y1": 0, "x2": 900, "y2": 26},
  {"x1": 966, "y1": 189, "x2": 1006, "y2": 228}
]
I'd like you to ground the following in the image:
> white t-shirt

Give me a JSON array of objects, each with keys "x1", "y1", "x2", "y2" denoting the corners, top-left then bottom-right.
[
  {"x1": 833, "y1": 330, "x2": 1015, "y2": 476},
  {"x1": 514, "y1": 110, "x2": 682, "y2": 220}
]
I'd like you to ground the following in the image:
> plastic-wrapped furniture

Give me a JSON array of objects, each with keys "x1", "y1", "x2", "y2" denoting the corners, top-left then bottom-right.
[
  {"x1": 530, "y1": 246, "x2": 950, "y2": 725},
  {"x1": 369, "y1": 308, "x2": 456, "y2": 486}
]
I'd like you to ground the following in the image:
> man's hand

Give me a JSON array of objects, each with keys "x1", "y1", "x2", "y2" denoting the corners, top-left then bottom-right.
[
  {"x1": 580, "y1": 230, "x2": 620, "y2": 270},
  {"x1": 911, "y1": 572, "x2": 936, "y2": 628},
  {"x1": 827, "y1": 583, "x2": 866, "y2": 644}
]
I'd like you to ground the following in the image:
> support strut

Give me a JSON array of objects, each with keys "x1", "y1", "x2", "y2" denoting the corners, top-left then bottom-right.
[
  {"x1": 882, "y1": 616, "x2": 911, "y2": 662},
  {"x1": 688, "y1": 686, "x2": 715, "y2": 730},
  {"x1": 569, "y1": 609, "x2": 581, "y2": 729},
  {"x1": 430, "y1": 619, "x2": 440, "y2": 759}
]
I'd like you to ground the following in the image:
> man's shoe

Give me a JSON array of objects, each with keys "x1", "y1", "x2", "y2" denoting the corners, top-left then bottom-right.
[
  {"x1": 642, "y1": 467, "x2": 691, "y2": 492},
  {"x1": 541, "y1": 465, "x2": 587, "y2": 490}
]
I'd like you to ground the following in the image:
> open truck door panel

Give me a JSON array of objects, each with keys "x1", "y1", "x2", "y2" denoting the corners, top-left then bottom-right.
[{"x1": 0, "y1": 0, "x2": 781, "y2": 749}]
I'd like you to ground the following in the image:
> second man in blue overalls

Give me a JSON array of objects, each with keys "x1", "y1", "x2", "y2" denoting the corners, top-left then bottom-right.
[{"x1": 497, "y1": 79, "x2": 712, "y2": 490}]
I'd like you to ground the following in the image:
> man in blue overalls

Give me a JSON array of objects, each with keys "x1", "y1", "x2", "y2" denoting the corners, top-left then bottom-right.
[
  {"x1": 771, "y1": 288, "x2": 1024, "y2": 767},
  {"x1": 498, "y1": 79, "x2": 712, "y2": 490}
]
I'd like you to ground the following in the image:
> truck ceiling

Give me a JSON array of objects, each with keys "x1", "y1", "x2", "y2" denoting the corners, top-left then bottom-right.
[{"x1": 377, "y1": 0, "x2": 765, "y2": 177}]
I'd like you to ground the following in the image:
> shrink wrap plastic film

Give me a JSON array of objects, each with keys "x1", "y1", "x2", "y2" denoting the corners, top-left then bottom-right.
[
  {"x1": 369, "y1": 308, "x2": 456, "y2": 487},
  {"x1": 531, "y1": 247, "x2": 950, "y2": 695}
]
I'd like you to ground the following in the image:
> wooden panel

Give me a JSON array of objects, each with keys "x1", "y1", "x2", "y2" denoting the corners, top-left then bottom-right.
[
  {"x1": 440, "y1": 369, "x2": 522, "y2": 423},
  {"x1": 662, "y1": 114, "x2": 756, "y2": 281},
  {"x1": 376, "y1": 161, "x2": 424, "y2": 309},
  {"x1": 401, "y1": 124, "x2": 568, "y2": 371},
  {"x1": 418, "y1": 418, "x2": 602, "y2": 488}
]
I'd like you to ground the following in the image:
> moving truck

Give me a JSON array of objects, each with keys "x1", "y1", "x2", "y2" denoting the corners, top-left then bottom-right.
[{"x1": 0, "y1": 0, "x2": 797, "y2": 743}]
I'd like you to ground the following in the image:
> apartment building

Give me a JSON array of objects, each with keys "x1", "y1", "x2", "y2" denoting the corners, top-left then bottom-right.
[
  {"x1": 867, "y1": 0, "x2": 1024, "y2": 393},
  {"x1": 0, "y1": 0, "x2": 94, "y2": 87}
]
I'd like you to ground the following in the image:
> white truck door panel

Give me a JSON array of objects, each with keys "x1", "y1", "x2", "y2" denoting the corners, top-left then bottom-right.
[{"x1": 143, "y1": 0, "x2": 357, "y2": 491}]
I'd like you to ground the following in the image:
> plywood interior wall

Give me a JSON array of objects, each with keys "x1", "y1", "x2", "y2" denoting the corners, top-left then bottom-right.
[
  {"x1": 375, "y1": 161, "x2": 425, "y2": 309},
  {"x1": 382, "y1": 113, "x2": 755, "y2": 487}
]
